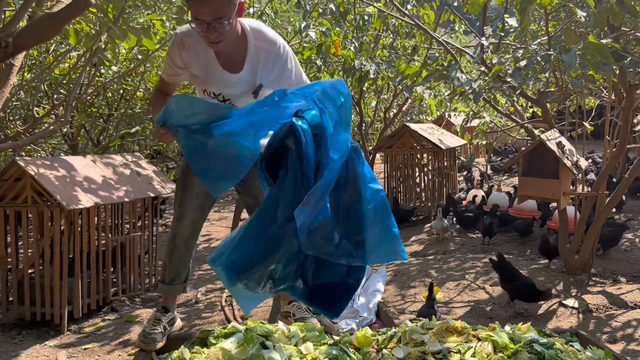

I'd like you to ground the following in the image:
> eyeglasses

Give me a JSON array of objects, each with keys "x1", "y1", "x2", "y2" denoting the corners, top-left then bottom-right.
[{"x1": 188, "y1": 2, "x2": 239, "y2": 33}]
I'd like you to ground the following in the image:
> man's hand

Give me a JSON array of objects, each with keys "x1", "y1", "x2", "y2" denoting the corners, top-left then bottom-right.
[{"x1": 155, "y1": 124, "x2": 176, "y2": 144}]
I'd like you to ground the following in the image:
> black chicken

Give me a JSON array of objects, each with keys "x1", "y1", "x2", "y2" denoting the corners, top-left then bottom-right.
[
  {"x1": 604, "y1": 175, "x2": 628, "y2": 213},
  {"x1": 628, "y1": 178, "x2": 640, "y2": 197},
  {"x1": 432, "y1": 193, "x2": 456, "y2": 221},
  {"x1": 463, "y1": 171, "x2": 475, "y2": 190},
  {"x1": 512, "y1": 217, "x2": 536, "y2": 238},
  {"x1": 488, "y1": 252, "x2": 553, "y2": 315},
  {"x1": 392, "y1": 196, "x2": 417, "y2": 225},
  {"x1": 481, "y1": 204, "x2": 500, "y2": 245},
  {"x1": 453, "y1": 195, "x2": 484, "y2": 231},
  {"x1": 509, "y1": 185, "x2": 519, "y2": 207},
  {"x1": 416, "y1": 281, "x2": 440, "y2": 321},
  {"x1": 538, "y1": 233, "x2": 560, "y2": 267},
  {"x1": 614, "y1": 194, "x2": 627, "y2": 213},
  {"x1": 585, "y1": 214, "x2": 619, "y2": 234},
  {"x1": 484, "y1": 184, "x2": 495, "y2": 203},
  {"x1": 498, "y1": 212, "x2": 519, "y2": 229},
  {"x1": 598, "y1": 219, "x2": 633, "y2": 254},
  {"x1": 538, "y1": 201, "x2": 554, "y2": 228}
]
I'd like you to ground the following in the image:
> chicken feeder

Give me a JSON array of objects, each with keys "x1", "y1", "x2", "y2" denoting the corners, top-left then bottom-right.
[
  {"x1": 547, "y1": 205, "x2": 580, "y2": 234},
  {"x1": 483, "y1": 183, "x2": 510, "y2": 212},
  {"x1": 508, "y1": 197, "x2": 541, "y2": 219},
  {"x1": 464, "y1": 180, "x2": 485, "y2": 205}
]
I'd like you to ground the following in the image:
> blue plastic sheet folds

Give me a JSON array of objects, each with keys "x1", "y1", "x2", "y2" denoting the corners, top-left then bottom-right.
[{"x1": 158, "y1": 80, "x2": 408, "y2": 319}]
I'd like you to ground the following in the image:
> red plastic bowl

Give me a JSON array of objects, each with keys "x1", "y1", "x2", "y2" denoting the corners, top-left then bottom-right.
[
  {"x1": 546, "y1": 220, "x2": 576, "y2": 234},
  {"x1": 507, "y1": 208, "x2": 542, "y2": 219}
]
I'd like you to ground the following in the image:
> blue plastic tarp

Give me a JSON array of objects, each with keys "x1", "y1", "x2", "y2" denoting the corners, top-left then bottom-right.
[{"x1": 158, "y1": 79, "x2": 408, "y2": 319}]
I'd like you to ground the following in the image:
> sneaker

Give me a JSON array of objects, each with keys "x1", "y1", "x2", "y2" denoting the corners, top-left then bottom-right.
[
  {"x1": 135, "y1": 306, "x2": 183, "y2": 351},
  {"x1": 277, "y1": 301, "x2": 320, "y2": 326}
]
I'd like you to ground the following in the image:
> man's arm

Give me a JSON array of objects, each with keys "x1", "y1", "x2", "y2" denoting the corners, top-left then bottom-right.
[
  {"x1": 151, "y1": 78, "x2": 180, "y2": 144},
  {"x1": 151, "y1": 77, "x2": 180, "y2": 121},
  {"x1": 152, "y1": 29, "x2": 189, "y2": 143}
]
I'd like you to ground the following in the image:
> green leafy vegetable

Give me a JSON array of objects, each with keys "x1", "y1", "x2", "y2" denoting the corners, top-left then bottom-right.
[{"x1": 161, "y1": 319, "x2": 615, "y2": 360}]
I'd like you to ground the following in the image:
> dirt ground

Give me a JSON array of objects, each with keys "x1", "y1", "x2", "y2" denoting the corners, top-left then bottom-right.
[{"x1": 1, "y1": 144, "x2": 639, "y2": 360}]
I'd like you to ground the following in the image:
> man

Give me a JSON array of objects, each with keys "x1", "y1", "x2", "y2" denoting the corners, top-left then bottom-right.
[{"x1": 137, "y1": 0, "x2": 318, "y2": 351}]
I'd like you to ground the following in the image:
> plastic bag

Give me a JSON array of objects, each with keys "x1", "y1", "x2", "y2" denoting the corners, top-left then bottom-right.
[{"x1": 158, "y1": 80, "x2": 408, "y2": 319}]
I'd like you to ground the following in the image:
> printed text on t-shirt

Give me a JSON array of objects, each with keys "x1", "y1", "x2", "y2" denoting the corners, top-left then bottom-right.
[{"x1": 201, "y1": 88, "x2": 236, "y2": 107}]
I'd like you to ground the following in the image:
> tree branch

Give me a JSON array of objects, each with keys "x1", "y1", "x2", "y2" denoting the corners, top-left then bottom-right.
[
  {"x1": 0, "y1": 0, "x2": 95, "y2": 63},
  {"x1": 0, "y1": 0, "x2": 35, "y2": 35},
  {"x1": 482, "y1": 95, "x2": 537, "y2": 138},
  {"x1": 375, "y1": 94, "x2": 411, "y2": 147},
  {"x1": 0, "y1": 44, "x2": 97, "y2": 151},
  {"x1": 390, "y1": 1, "x2": 469, "y2": 71}
]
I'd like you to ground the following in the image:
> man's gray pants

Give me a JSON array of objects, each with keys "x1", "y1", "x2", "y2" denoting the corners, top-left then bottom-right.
[{"x1": 157, "y1": 161, "x2": 265, "y2": 296}]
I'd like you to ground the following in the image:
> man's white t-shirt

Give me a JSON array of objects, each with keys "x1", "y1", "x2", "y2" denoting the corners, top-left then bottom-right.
[{"x1": 161, "y1": 18, "x2": 310, "y2": 108}]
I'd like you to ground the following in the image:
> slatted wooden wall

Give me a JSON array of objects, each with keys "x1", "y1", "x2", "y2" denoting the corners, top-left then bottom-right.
[
  {"x1": 384, "y1": 148, "x2": 458, "y2": 220},
  {"x1": 0, "y1": 197, "x2": 162, "y2": 333}
]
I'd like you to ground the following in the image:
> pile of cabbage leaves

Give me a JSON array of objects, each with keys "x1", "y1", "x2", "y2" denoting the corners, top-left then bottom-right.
[{"x1": 160, "y1": 318, "x2": 615, "y2": 360}]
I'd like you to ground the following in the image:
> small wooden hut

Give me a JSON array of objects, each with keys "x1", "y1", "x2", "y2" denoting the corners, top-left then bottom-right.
[
  {"x1": 373, "y1": 123, "x2": 466, "y2": 219},
  {"x1": 504, "y1": 129, "x2": 588, "y2": 209},
  {"x1": 434, "y1": 114, "x2": 484, "y2": 158},
  {"x1": 0, "y1": 153, "x2": 174, "y2": 332}
]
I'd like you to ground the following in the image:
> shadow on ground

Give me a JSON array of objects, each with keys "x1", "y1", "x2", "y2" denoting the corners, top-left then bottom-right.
[{"x1": 1, "y1": 189, "x2": 639, "y2": 359}]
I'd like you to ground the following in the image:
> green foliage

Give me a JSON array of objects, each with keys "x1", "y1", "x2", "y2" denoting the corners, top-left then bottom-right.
[
  {"x1": 362, "y1": 0, "x2": 640, "y2": 139},
  {"x1": 0, "y1": 0, "x2": 638, "y2": 172},
  {"x1": 0, "y1": 0, "x2": 189, "y2": 166}
]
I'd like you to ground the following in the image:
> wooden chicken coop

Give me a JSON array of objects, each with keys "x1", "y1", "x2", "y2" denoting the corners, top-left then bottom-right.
[
  {"x1": 373, "y1": 123, "x2": 466, "y2": 219},
  {"x1": 0, "y1": 153, "x2": 174, "y2": 333},
  {"x1": 434, "y1": 114, "x2": 485, "y2": 158},
  {"x1": 504, "y1": 129, "x2": 588, "y2": 209}
]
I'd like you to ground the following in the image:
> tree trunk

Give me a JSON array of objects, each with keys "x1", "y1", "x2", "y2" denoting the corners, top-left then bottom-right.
[
  {"x1": 559, "y1": 68, "x2": 639, "y2": 275},
  {"x1": 0, "y1": 53, "x2": 26, "y2": 111},
  {"x1": 367, "y1": 150, "x2": 378, "y2": 169}
]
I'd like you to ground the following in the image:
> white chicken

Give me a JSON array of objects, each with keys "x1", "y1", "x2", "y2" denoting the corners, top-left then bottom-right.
[{"x1": 430, "y1": 207, "x2": 450, "y2": 240}]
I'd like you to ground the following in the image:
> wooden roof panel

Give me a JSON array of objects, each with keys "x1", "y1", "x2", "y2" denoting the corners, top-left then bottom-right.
[
  {"x1": 373, "y1": 123, "x2": 467, "y2": 151},
  {"x1": 538, "y1": 129, "x2": 589, "y2": 174},
  {"x1": 405, "y1": 123, "x2": 467, "y2": 150},
  {"x1": 14, "y1": 153, "x2": 175, "y2": 210},
  {"x1": 434, "y1": 114, "x2": 483, "y2": 128},
  {"x1": 504, "y1": 129, "x2": 588, "y2": 175}
]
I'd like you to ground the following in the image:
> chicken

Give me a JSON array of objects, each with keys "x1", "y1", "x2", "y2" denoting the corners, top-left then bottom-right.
[
  {"x1": 463, "y1": 171, "x2": 475, "y2": 190},
  {"x1": 481, "y1": 204, "x2": 500, "y2": 245},
  {"x1": 416, "y1": 281, "x2": 440, "y2": 321},
  {"x1": 453, "y1": 195, "x2": 484, "y2": 231},
  {"x1": 484, "y1": 184, "x2": 495, "y2": 203},
  {"x1": 432, "y1": 193, "x2": 456, "y2": 221},
  {"x1": 392, "y1": 196, "x2": 417, "y2": 225},
  {"x1": 512, "y1": 217, "x2": 536, "y2": 238},
  {"x1": 497, "y1": 212, "x2": 519, "y2": 229},
  {"x1": 605, "y1": 175, "x2": 627, "y2": 213},
  {"x1": 614, "y1": 194, "x2": 627, "y2": 213},
  {"x1": 488, "y1": 252, "x2": 553, "y2": 315},
  {"x1": 597, "y1": 219, "x2": 633, "y2": 254},
  {"x1": 430, "y1": 207, "x2": 450, "y2": 240},
  {"x1": 585, "y1": 172, "x2": 597, "y2": 190},
  {"x1": 538, "y1": 201, "x2": 554, "y2": 228},
  {"x1": 508, "y1": 185, "x2": 519, "y2": 207},
  {"x1": 538, "y1": 233, "x2": 560, "y2": 267},
  {"x1": 454, "y1": 188, "x2": 469, "y2": 204}
]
